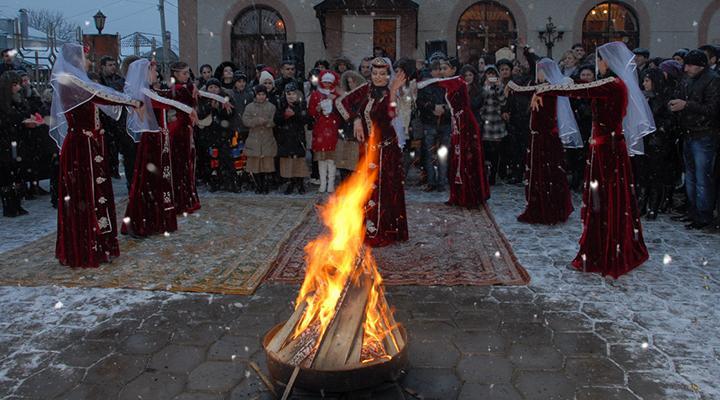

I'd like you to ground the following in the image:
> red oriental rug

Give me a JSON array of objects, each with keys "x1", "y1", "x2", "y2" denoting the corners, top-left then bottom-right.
[{"x1": 266, "y1": 201, "x2": 530, "y2": 286}]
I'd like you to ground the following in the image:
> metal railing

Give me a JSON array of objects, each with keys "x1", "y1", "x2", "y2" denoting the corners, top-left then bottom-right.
[{"x1": 11, "y1": 18, "x2": 83, "y2": 91}]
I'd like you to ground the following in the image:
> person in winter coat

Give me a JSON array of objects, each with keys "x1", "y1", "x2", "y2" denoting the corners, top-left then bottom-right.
[
  {"x1": 197, "y1": 78, "x2": 237, "y2": 192},
  {"x1": 569, "y1": 65, "x2": 596, "y2": 192},
  {"x1": 480, "y1": 65, "x2": 508, "y2": 185},
  {"x1": 274, "y1": 82, "x2": 310, "y2": 194},
  {"x1": 640, "y1": 68, "x2": 677, "y2": 220},
  {"x1": 416, "y1": 59, "x2": 452, "y2": 192},
  {"x1": 242, "y1": 84, "x2": 277, "y2": 194},
  {"x1": 336, "y1": 70, "x2": 366, "y2": 181},
  {"x1": 0, "y1": 71, "x2": 39, "y2": 217},
  {"x1": 214, "y1": 61, "x2": 238, "y2": 94},
  {"x1": 308, "y1": 70, "x2": 341, "y2": 193},
  {"x1": 258, "y1": 70, "x2": 280, "y2": 106}
]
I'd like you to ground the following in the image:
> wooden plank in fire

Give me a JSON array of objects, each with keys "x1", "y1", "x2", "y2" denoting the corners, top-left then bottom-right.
[
  {"x1": 266, "y1": 300, "x2": 309, "y2": 354},
  {"x1": 275, "y1": 319, "x2": 319, "y2": 365},
  {"x1": 312, "y1": 269, "x2": 373, "y2": 370},
  {"x1": 379, "y1": 292, "x2": 404, "y2": 355}
]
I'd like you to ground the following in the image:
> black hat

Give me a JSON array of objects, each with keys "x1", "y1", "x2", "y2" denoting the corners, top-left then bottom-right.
[
  {"x1": 684, "y1": 49, "x2": 708, "y2": 67},
  {"x1": 205, "y1": 78, "x2": 221, "y2": 88},
  {"x1": 233, "y1": 71, "x2": 247, "y2": 82},
  {"x1": 673, "y1": 49, "x2": 689, "y2": 60},
  {"x1": 496, "y1": 58, "x2": 514, "y2": 69},
  {"x1": 253, "y1": 84, "x2": 268, "y2": 95},
  {"x1": 632, "y1": 47, "x2": 650, "y2": 58},
  {"x1": 284, "y1": 81, "x2": 299, "y2": 93}
]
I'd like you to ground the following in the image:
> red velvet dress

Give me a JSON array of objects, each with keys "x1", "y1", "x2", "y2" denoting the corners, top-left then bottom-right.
[
  {"x1": 433, "y1": 77, "x2": 490, "y2": 208},
  {"x1": 168, "y1": 82, "x2": 200, "y2": 214},
  {"x1": 122, "y1": 94, "x2": 191, "y2": 237},
  {"x1": 338, "y1": 83, "x2": 409, "y2": 247},
  {"x1": 517, "y1": 95, "x2": 574, "y2": 224},
  {"x1": 538, "y1": 77, "x2": 648, "y2": 278},
  {"x1": 56, "y1": 95, "x2": 137, "y2": 268}
]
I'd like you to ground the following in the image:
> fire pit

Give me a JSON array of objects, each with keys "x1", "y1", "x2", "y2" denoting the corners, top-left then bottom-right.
[
  {"x1": 263, "y1": 322, "x2": 408, "y2": 393},
  {"x1": 262, "y1": 128, "x2": 408, "y2": 397}
]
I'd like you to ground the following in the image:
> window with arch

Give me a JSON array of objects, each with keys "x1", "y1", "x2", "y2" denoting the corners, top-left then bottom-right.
[
  {"x1": 456, "y1": 1, "x2": 517, "y2": 64},
  {"x1": 231, "y1": 6, "x2": 287, "y2": 77},
  {"x1": 582, "y1": 2, "x2": 639, "y2": 53}
]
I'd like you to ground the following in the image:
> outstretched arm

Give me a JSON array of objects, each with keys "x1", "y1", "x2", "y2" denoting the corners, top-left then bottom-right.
[{"x1": 536, "y1": 77, "x2": 618, "y2": 100}]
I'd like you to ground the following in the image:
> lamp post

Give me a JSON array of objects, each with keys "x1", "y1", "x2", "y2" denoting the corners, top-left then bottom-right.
[
  {"x1": 538, "y1": 17, "x2": 564, "y2": 59},
  {"x1": 93, "y1": 10, "x2": 106, "y2": 35}
]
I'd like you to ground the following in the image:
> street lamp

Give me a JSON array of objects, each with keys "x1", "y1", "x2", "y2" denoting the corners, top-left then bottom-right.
[
  {"x1": 93, "y1": 10, "x2": 106, "y2": 35},
  {"x1": 538, "y1": 17, "x2": 564, "y2": 59}
]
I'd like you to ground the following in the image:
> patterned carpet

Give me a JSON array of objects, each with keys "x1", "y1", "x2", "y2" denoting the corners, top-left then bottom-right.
[
  {"x1": 0, "y1": 196, "x2": 315, "y2": 295},
  {"x1": 267, "y1": 201, "x2": 530, "y2": 286}
]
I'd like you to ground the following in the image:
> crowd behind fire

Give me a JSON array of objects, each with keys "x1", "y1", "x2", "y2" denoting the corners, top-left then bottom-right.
[{"x1": 1, "y1": 41, "x2": 720, "y2": 233}]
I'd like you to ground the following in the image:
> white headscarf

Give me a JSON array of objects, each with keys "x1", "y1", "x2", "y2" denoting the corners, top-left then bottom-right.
[
  {"x1": 49, "y1": 43, "x2": 133, "y2": 149},
  {"x1": 597, "y1": 41, "x2": 655, "y2": 155},
  {"x1": 125, "y1": 58, "x2": 159, "y2": 142},
  {"x1": 536, "y1": 58, "x2": 583, "y2": 148}
]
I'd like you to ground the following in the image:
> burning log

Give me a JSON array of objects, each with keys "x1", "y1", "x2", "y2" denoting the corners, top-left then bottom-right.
[{"x1": 263, "y1": 125, "x2": 408, "y2": 394}]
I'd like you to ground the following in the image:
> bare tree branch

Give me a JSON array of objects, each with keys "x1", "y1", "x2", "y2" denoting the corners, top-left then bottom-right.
[{"x1": 26, "y1": 9, "x2": 80, "y2": 41}]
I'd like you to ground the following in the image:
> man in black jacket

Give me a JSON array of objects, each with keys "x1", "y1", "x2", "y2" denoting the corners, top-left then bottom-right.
[
  {"x1": 668, "y1": 50, "x2": 720, "y2": 230},
  {"x1": 98, "y1": 56, "x2": 133, "y2": 183},
  {"x1": 416, "y1": 59, "x2": 451, "y2": 192}
]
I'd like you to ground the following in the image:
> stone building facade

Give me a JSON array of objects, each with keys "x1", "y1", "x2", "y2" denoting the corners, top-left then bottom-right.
[{"x1": 178, "y1": 0, "x2": 720, "y2": 76}]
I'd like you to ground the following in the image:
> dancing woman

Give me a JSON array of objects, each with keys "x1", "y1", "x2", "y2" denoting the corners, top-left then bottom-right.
[
  {"x1": 122, "y1": 58, "x2": 196, "y2": 237},
  {"x1": 508, "y1": 58, "x2": 580, "y2": 224},
  {"x1": 168, "y1": 62, "x2": 200, "y2": 214},
  {"x1": 533, "y1": 42, "x2": 654, "y2": 278},
  {"x1": 49, "y1": 43, "x2": 141, "y2": 268},
  {"x1": 336, "y1": 57, "x2": 409, "y2": 247},
  {"x1": 417, "y1": 75, "x2": 490, "y2": 208}
]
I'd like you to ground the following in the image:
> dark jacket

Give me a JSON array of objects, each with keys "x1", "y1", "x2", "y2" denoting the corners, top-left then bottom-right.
[
  {"x1": 197, "y1": 96, "x2": 235, "y2": 146},
  {"x1": 273, "y1": 99, "x2": 308, "y2": 158},
  {"x1": 673, "y1": 68, "x2": 720, "y2": 137},
  {"x1": 416, "y1": 83, "x2": 451, "y2": 126},
  {"x1": 230, "y1": 88, "x2": 253, "y2": 136}
]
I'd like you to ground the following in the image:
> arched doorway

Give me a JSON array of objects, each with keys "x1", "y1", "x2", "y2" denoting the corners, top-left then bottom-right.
[
  {"x1": 456, "y1": 1, "x2": 517, "y2": 64},
  {"x1": 231, "y1": 6, "x2": 287, "y2": 77},
  {"x1": 582, "y1": 2, "x2": 639, "y2": 53}
]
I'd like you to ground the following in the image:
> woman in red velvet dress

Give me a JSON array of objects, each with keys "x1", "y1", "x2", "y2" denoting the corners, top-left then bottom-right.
[
  {"x1": 533, "y1": 42, "x2": 654, "y2": 278},
  {"x1": 49, "y1": 43, "x2": 141, "y2": 268},
  {"x1": 336, "y1": 57, "x2": 408, "y2": 247},
  {"x1": 168, "y1": 62, "x2": 200, "y2": 214},
  {"x1": 417, "y1": 75, "x2": 490, "y2": 208},
  {"x1": 121, "y1": 59, "x2": 196, "y2": 237},
  {"x1": 509, "y1": 58, "x2": 578, "y2": 224}
]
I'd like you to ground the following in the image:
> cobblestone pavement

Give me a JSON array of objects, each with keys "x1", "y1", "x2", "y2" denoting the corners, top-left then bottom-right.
[{"x1": 0, "y1": 183, "x2": 718, "y2": 400}]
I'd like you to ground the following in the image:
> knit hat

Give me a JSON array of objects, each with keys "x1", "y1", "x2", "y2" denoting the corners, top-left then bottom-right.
[
  {"x1": 259, "y1": 70, "x2": 274, "y2": 84},
  {"x1": 205, "y1": 78, "x2": 221, "y2": 89},
  {"x1": 320, "y1": 70, "x2": 337, "y2": 84},
  {"x1": 659, "y1": 60, "x2": 683, "y2": 80},
  {"x1": 233, "y1": 71, "x2": 247, "y2": 82},
  {"x1": 284, "y1": 81, "x2": 299, "y2": 93},
  {"x1": 684, "y1": 49, "x2": 708, "y2": 67}
]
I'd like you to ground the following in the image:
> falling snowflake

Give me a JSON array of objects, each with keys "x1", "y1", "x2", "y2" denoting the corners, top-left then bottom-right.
[
  {"x1": 663, "y1": 254, "x2": 672, "y2": 265},
  {"x1": 54, "y1": 301, "x2": 63, "y2": 309}
]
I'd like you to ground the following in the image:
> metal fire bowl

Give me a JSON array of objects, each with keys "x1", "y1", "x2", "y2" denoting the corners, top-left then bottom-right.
[{"x1": 263, "y1": 323, "x2": 409, "y2": 394}]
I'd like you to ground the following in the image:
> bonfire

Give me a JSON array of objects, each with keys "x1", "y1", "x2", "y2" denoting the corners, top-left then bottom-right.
[{"x1": 263, "y1": 128, "x2": 407, "y2": 396}]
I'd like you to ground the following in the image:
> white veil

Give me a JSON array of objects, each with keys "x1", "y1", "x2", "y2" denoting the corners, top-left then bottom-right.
[
  {"x1": 536, "y1": 58, "x2": 583, "y2": 148},
  {"x1": 125, "y1": 58, "x2": 159, "y2": 142},
  {"x1": 49, "y1": 43, "x2": 132, "y2": 149},
  {"x1": 597, "y1": 42, "x2": 655, "y2": 155}
]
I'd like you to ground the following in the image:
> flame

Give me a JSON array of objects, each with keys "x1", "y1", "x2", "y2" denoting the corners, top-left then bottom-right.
[{"x1": 293, "y1": 126, "x2": 397, "y2": 361}]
